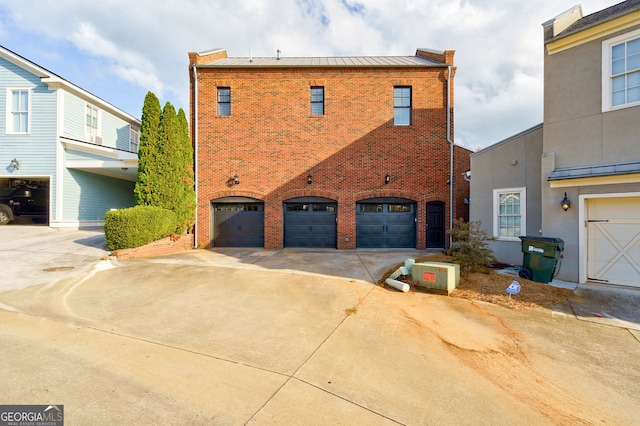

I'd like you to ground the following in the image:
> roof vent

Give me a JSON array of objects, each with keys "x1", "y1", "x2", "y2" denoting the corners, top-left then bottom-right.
[{"x1": 277, "y1": 49, "x2": 281, "y2": 60}]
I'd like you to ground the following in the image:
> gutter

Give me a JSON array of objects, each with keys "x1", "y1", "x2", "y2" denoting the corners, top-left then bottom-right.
[
  {"x1": 192, "y1": 64, "x2": 199, "y2": 249},
  {"x1": 447, "y1": 64, "x2": 454, "y2": 247}
]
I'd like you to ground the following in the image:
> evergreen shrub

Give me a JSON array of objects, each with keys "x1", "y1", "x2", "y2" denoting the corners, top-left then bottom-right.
[
  {"x1": 104, "y1": 206, "x2": 177, "y2": 250},
  {"x1": 447, "y1": 219, "x2": 497, "y2": 274}
]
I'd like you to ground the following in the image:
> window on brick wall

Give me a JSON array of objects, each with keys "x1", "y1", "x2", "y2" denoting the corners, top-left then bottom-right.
[
  {"x1": 311, "y1": 86, "x2": 324, "y2": 115},
  {"x1": 217, "y1": 87, "x2": 231, "y2": 116},
  {"x1": 393, "y1": 86, "x2": 411, "y2": 126}
]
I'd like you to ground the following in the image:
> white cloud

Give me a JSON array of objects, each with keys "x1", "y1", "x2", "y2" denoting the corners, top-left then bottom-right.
[
  {"x1": 71, "y1": 22, "x2": 164, "y2": 97},
  {"x1": 0, "y1": 0, "x2": 624, "y2": 146}
]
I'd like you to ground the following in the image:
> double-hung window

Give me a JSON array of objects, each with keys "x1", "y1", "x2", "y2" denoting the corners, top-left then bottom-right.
[
  {"x1": 7, "y1": 89, "x2": 30, "y2": 134},
  {"x1": 217, "y1": 87, "x2": 231, "y2": 116},
  {"x1": 86, "y1": 104, "x2": 100, "y2": 143},
  {"x1": 603, "y1": 29, "x2": 640, "y2": 110},
  {"x1": 393, "y1": 86, "x2": 411, "y2": 126},
  {"x1": 130, "y1": 127, "x2": 140, "y2": 152},
  {"x1": 493, "y1": 188, "x2": 526, "y2": 240},
  {"x1": 311, "y1": 86, "x2": 324, "y2": 115}
]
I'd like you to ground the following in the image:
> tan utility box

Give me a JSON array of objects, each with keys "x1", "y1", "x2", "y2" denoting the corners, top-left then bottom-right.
[{"x1": 411, "y1": 262, "x2": 460, "y2": 295}]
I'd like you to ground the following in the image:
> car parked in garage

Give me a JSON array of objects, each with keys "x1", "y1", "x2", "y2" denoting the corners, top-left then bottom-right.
[{"x1": 0, "y1": 187, "x2": 49, "y2": 225}]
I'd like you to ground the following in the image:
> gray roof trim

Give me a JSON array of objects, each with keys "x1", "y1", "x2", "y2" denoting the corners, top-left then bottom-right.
[
  {"x1": 196, "y1": 55, "x2": 444, "y2": 68},
  {"x1": 548, "y1": 0, "x2": 640, "y2": 43},
  {"x1": 548, "y1": 160, "x2": 640, "y2": 181},
  {"x1": 471, "y1": 123, "x2": 544, "y2": 157}
]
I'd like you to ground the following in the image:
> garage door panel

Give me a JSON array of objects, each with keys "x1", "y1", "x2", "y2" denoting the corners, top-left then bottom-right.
[
  {"x1": 284, "y1": 202, "x2": 336, "y2": 248},
  {"x1": 358, "y1": 225, "x2": 385, "y2": 235},
  {"x1": 587, "y1": 197, "x2": 640, "y2": 287},
  {"x1": 213, "y1": 203, "x2": 264, "y2": 247},
  {"x1": 356, "y1": 202, "x2": 415, "y2": 248}
]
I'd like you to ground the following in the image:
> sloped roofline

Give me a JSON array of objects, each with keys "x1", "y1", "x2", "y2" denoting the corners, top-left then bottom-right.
[
  {"x1": 545, "y1": 0, "x2": 640, "y2": 54},
  {"x1": 0, "y1": 44, "x2": 140, "y2": 124},
  {"x1": 471, "y1": 123, "x2": 544, "y2": 157},
  {"x1": 549, "y1": 0, "x2": 640, "y2": 42}
]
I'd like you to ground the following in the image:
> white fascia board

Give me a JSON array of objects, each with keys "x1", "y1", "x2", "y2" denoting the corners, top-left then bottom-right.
[
  {"x1": 60, "y1": 138, "x2": 138, "y2": 162},
  {"x1": 65, "y1": 160, "x2": 133, "y2": 169}
]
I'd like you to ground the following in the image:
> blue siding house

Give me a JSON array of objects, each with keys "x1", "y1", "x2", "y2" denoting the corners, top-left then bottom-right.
[{"x1": 0, "y1": 45, "x2": 139, "y2": 227}]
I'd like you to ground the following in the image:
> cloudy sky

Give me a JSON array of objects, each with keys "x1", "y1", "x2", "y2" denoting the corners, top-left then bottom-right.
[{"x1": 0, "y1": 0, "x2": 621, "y2": 150}]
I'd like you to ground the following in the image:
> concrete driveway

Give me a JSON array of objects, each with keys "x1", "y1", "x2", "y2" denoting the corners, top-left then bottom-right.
[{"x1": 0, "y1": 226, "x2": 639, "y2": 425}]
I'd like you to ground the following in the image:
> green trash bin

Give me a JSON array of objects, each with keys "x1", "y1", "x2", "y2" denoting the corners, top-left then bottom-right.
[{"x1": 518, "y1": 236, "x2": 564, "y2": 283}]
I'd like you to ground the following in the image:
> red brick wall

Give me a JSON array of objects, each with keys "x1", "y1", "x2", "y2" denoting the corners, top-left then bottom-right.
[
  {"x1": 454, "y1": 144, "x2": 472, "y2": 222},
  {"x1": 191, "y1": 57, "x2": 469, "y2": 249}
]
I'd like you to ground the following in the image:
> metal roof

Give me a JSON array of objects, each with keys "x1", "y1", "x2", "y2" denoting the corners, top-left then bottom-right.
[
  {"x1": 198, "y1": 55, "x2": 443, "y2": 68},
  {"x1": 548, "y1": 160, "x2": 640, "y2": 180}
]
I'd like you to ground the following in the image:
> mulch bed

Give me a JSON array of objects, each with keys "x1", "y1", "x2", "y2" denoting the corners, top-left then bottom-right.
[{"x1": 380, "y1": 254, "x2": 573, "y2": 310}]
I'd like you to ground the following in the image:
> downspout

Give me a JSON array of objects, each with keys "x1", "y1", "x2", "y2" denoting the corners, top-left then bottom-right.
[
  {"x1": 447, "y1": 64, "x2": 454, "y2": 247},
  {"x1": 192, "y1": 64, "x2": 199, "y2": 249}
]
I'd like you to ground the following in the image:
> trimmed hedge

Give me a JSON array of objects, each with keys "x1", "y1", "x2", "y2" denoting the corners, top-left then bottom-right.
[{"x1": 104, "y1": 206, "x2": 177, "y2": 250}]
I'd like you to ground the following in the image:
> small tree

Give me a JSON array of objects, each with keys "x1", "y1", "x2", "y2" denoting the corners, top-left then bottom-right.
[
  {"x1": 133, "y1": 93, "x2": 196, "y2": 235},
  {"x1": 447, "y1": 219, "x2": 497, "y2": 273},
  {"x1": 134, "y1": 92, "x2": 162, "y2": 206},
  {"x1": 175, "y1": 108, "x2": 196, "y2": 233}
]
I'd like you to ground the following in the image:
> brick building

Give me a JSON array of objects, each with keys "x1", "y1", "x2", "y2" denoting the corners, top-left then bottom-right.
[{"x1": 188, "y1": 48, "x2": 470, "y2": 250}]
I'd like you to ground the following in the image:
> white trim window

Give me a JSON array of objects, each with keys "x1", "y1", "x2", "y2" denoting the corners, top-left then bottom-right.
[
  {"x1": 310, "y1": 86, "x2": 324, "y2": 116},
  {"x1": 493, "y1": 188, "x2": 526, "y2": 240},
  {"x1": 6, "y1": 88, "x2": 30, "y2": 134},
  {"x1": 85, "y1": 104, "x2": 101, "y2": 144},
  {"x1": 602, "y1": 28, "x2": 640, "y2": 111},
  {"x1": 130, "y1": 127, "x2": 139, "y2": 152},
  {"x1": 393, "y1": 86, "x2": 411, "y2": 126},
  {"x1": 217, "y1": 87, "x2": 230, "y2": 116}
]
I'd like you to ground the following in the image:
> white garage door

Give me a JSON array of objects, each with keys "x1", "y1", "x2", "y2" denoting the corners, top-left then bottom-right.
[{"x1": 587, "y1": 197, "x2": 640, "y2": 288}]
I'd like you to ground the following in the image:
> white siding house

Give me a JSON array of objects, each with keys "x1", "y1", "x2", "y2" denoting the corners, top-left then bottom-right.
[{"x1": 0, "y1": 45, "x2": 139, "y2": 227}]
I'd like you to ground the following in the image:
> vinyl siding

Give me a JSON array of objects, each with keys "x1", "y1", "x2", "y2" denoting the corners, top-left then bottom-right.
[
  {"x1": 102, "y1": 112, "x2": 135, "y2": 151},
  {"x1": 0, "y1": 57, "x2": 58, "y2": 164},
  {"x1": 63, "y1": 91, "x2": 135, "y2": 151},
  {"x1": 63, "y1": 169, "x2": 134, "y2": 221},
  {"x1": 62, "y1": 91, "x2": 85, "y2": 141},
  {"x1": 0, "y1": 56, "x2": 58, "y2": 219}
]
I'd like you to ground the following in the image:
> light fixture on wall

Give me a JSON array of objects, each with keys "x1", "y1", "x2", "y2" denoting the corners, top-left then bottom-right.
[
  {"x1": 226, "y1": 174, "x2": 240, "y2": 186},
  {"x1": 560, "y1": 192, "x2": 571, "y2": 211},
  {"x1": 10, "y1": 158, "x2": 19, "y2": 170},
  {"x1": 384, "y1": 174, "x2": 390, "y2": 184},
  {"x1": 307, "y1": 174, "x2": 312, "y2": 185}
]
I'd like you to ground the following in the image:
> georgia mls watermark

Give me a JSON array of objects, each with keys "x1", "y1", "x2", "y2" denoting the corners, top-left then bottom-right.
[{"x1": 0, "y1": 405, "x2": 63, "y2": 426}]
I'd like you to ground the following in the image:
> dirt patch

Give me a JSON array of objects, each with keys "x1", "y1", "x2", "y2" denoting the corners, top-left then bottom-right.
[
  {"x1": 380, "y1": 254, "x2": 573, "y2": 310},
  {"x1": 42, "y1": 266, "x2": 75, "y2": 272}
]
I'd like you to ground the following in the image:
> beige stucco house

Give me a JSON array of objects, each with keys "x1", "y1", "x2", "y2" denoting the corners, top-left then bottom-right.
[{"x1": 471, "y1": 0, "x2": 640, "y2": 288}]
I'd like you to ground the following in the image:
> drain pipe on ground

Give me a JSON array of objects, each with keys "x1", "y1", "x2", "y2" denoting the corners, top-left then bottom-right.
[{"x1": 192, "y1": 64, "x2": 199, "y2": 249}]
